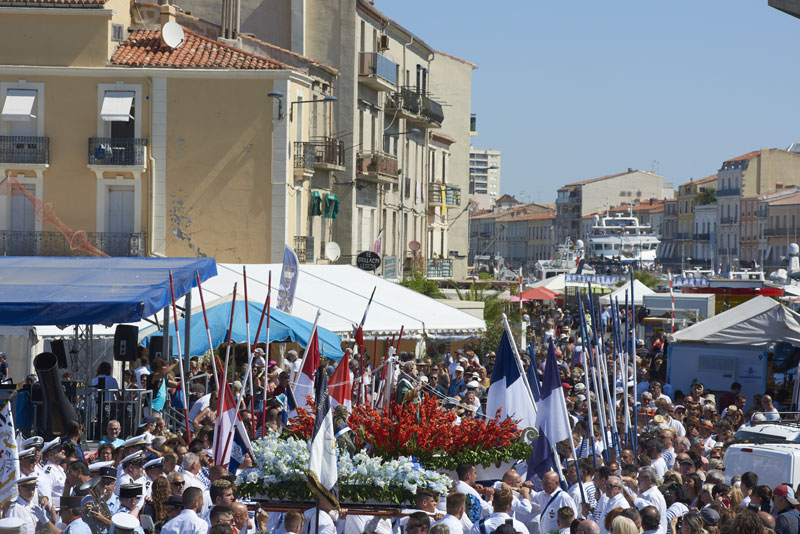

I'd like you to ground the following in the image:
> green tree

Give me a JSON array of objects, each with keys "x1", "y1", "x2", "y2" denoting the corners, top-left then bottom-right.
[
  {"x1": 696, "y1": 187, "x2": 716, "y2": 206},
  {"x1": 615, "y1": 270, "x2": 660, "y2": 289},
  {"x1": 451, "y1": 282, "x2": 515, "y2": 354},
  {"x1": 400, "y1": 270, "x2": 443, "y2": 298}
]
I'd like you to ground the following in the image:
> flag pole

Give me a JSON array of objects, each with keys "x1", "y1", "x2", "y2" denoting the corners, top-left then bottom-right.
[
  {"x1": 586, "y1": 283, "x2": 610, "y2": 463},
  {"x1": 218, "y1": 283, "x2": 237, "y2": 428},
  {"x1": 259, "y1": 271, "x2": 273, "y2": 436},
  {"x1": 243, "y1": 266, "x2": 257, "y2": 437},
  {"x1": 576, "y1": 294, "x2": 597, "y2": 471},
  {"x1": 290, "y1": 309, "x2": 322, "y2": 391},
  {"x1": 168, "y1": 270, "x2": 192, "y2": 442},
  {"x1": 195, "y1": 269, "x2": 218, "y2": 390}
]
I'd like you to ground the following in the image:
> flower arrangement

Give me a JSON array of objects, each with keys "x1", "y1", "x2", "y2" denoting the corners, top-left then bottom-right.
[
  {"x1": 235, "y1": 433, "x2": 453, "y2": 504},
  {"x1": 289, "y1": 396, "x2": 532, "y2": 471}
]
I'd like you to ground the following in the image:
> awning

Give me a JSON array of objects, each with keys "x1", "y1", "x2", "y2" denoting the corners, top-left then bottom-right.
[
  {"x1": 100, "y1": 91, "x2": 134, "y2": 122},
  {"x1": 193, "y1": 263, "x2": 486, "y2": 336},
  {"x1": 0, "y1": 257, "x2": 217, "y2": 326},
  {"x1": 140, "y1": 294, "x2": 344, "y2": 360},
  {"x1": 2, "y1": 89, "x2": 36, "y2": 121},
  {"x1": 598, "y1": 279, "x2": 656, "y2": 306},
  {"x1": 520, "y1": 287, "x2": 557, "y2": 301}
]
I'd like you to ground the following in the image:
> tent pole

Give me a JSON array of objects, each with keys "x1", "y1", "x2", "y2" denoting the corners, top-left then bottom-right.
[{"x1": 184, "y1": 291, "x2": 192, "y2": 387}]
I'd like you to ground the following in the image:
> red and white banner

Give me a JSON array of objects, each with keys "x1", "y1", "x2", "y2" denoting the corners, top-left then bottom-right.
[{"x1": 329, "y1": 350, "x2": 352, "y2": 411}]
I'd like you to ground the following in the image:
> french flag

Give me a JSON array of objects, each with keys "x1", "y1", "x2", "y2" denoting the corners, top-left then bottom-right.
[
  {"x1": 528, "y1": 338, "x2": 572, "y2": 480},
  {"x1": 486, "y1": 330, "x2": 537, "y2": 429},
  {"x1": 329, "y1": 350, "x2": 352, "y2": 411},
  {"x1": 291, "y1": 324, "x2": 321, "y2": 415}
]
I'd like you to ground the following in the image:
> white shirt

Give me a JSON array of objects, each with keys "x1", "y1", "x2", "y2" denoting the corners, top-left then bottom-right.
[
  {"x1": 665, "y1": 502, "x2": 689, "y2": 523},
  {"x1": 161, "y1": 509, "x2": 208, "y2": 534},
  {"x1": 37, "y1": 461, "x2": 66, "y2": 508},
  {"x1": 599, "y1": 494, "x2": 629, "y2": 534},
  {"x1": 635, "y1": 486, "x2": 667, "y2": 534},
  {"x1": 345, "y1": 514, "x2": 393, "y2": 534},
  {"x1": 456, "y1": 480, "x2": 493, "y2": 518},
  {"x1": 392, "y1": 508, "x2": 424, "y2": 534},
  {"x1": 303, "y1": 508, "x2": 337, "y2": 534},
  {"x1": 91, "y1": 375, "x2": 120, "y2": 402},
  {"x1": 651, "y1": 456, "x2": 667, "y2": 478},
  {"x1": 576, "y1": 438, "x2": 604, "y2": 459},
  {"x1": 434, "y1": 515, "x2": 465, "y2": 534},
  {"x1": 533, "y1": 489, "x2": 577, "y2": 534},
  {"x1": 592, "y1": 493, "x2": 608, "y2": 525},
  {"x1": 470, "y1": 512, "x2": 527, "y2": 534},
  {"x1": 569, "y1": 481, "x2": 596, "y2": 517},
  {"x1": 188, "y1": 393, "x2": 212, "y2": 429},
  {"x1": 6, "y1": 495, "x2": 47, "y2": 534},
  {"x1": 134, "y1": 366, "x2": 150, "y2": 388},
  {"x1": 666, "y1": 418, "x2": 686, "y2": 437}
]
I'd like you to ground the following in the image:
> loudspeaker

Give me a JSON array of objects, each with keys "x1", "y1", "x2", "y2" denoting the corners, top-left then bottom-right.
[
  {"x1": 34, "y1": 351, "x2": 80, "y2": 438},
  {"x1": 149, "y1": 335, "x2": 168, "y2": 360},
  {"x1": 50, "y1": 340, "x2": 68, "y2": 369},
  {"x1": 114, "y1": 325, "x2": 139, "y2": 362}
]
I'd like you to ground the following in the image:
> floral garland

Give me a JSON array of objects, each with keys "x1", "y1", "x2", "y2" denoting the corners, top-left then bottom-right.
[
  {"x1": 289, "y1": 396, "x2": 532, "y2": 471},
  {"x1": 235, "y1": 433, "x2": 453, "y2": 505}
]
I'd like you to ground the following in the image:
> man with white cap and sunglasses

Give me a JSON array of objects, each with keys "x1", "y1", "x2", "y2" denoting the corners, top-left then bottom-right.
[
  {"x1": 143, "y1": 457, "x2": 165, "y2": 499},
  {"x1": 7, "y1": 476, "x2": 54, "y2": 534},
  {"x1": 118, "y1": 452, "x2": 147, "y2": 500},
  {"x1": 37, "y1": 438, "x2": 66, "y2": 509}
]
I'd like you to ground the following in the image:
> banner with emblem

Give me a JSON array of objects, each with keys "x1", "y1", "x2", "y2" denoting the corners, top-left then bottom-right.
[{"x1": 0, "y1": 399, "x2": 19, "y2": 506}]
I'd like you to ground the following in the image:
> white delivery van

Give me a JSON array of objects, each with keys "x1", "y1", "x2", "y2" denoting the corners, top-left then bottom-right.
[{"x1": 724, "y1": 443, "x2": 800, "y2": 488}]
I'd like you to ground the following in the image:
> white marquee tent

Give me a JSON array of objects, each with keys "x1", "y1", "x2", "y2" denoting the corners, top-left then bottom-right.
[{"x1": 599, "y1": 279, "x2": 656, "y2": 306}]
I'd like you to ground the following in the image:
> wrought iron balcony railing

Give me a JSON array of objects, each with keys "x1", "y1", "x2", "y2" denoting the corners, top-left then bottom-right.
[
  {"x1": 0, "y1": 136, "x2": 49, "y2": 164},
  {"x1": 0, "y1": 230, "x2": 146, "y2": 257},
  {"x1": 88, "y1": 138, "x2": 147, "y2": 167}
]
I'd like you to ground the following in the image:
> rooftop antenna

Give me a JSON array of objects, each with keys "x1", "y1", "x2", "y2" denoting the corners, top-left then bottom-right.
[{"x1": 161, "y1": 21, "x2": 185, "y2": 49}]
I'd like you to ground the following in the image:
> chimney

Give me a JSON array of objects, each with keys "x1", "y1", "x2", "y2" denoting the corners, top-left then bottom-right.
[
  {"x1": 160, "y1": 3, "x2": 176, "y2": 25},
  {"x1": 628, "y1": 167, "x2": 633, "y2": 172},
  {"x1": 777, "y1": 182, "x2": 784, "y2": 190}
]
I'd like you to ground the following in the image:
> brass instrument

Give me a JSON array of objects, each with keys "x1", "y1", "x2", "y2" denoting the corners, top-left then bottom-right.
[{"x1": 78, "y1": 478, "x2": 113, "y2": 534}]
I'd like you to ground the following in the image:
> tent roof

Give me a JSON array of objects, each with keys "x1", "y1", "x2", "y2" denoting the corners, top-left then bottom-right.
[
  {"x1": 193, "y1": 263, "x2": 485, "y2": 336},
  {"x1": 531, "y1": 274, "x2": 566, "y2": 293},
  {"x1": 139, "y1": 294, "x2": 344, "y2": 360},
  {"x1": 520, "y1": 287, "x2": 557, "y2": 301},
  {"x1": 599, "y1": 279, "x2": 656, "y2": 306},
  {"x1": 0, "y1": 257, "x2": 217, "y2": 326},
  {"x1": 669, "y1": 296, "x2": 800, "y2": 347}
]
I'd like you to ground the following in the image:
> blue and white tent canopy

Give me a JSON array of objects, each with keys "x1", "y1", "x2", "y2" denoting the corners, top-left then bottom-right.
[{"x1": 139, "y1": 294, "x2": 344, "y2": 360}]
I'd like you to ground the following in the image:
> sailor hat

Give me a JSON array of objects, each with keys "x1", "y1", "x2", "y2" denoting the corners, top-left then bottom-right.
[
  {"x1": 111, "y1": 513, "x2": 141, "y2": 532},
  {"x1": 41, "y1": 437, "x2": 62, "y2": 455}
]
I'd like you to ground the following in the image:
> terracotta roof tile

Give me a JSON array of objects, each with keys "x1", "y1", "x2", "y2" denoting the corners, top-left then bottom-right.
[
  {"x1": 495, "y1": 194, "x2": 518, "y2": 204},
  {"x1": 111, "y1": 29, "x2": 287, "y2": 70},
  {"x1": 1, "y1": 0, "x2": 105, "y2": 7},
  {"x1": 496, "y1": 212, "x2": 555, "y2": 222},
  {"x1": 724, "y1": 150, "x2": 761, "y2": 163},
  {"x1": 768, "y1": 190, "x2": 800, "y2": 206}
]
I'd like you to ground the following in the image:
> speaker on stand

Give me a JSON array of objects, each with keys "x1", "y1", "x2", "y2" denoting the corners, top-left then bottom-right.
[{"x1": 114, "y1": 325, "x2": 139, "y2": 437}]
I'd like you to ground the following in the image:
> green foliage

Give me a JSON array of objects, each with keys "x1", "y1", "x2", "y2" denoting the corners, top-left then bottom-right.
[
  {"x1": 400, "y1": 270, "x2": 443, "y2": 298},
  {"x1": 422, "y1": 442, "x2": 532, "y2": 471},
  {"x1": 696, "y1": 188, "x2": 716, "y2": 206},
  {"x1": 478, "y1": 272, "x2": 494, "y2": 280},
  {"x1": 618, "y1": 270, "x2": 661, "y2": 289}
]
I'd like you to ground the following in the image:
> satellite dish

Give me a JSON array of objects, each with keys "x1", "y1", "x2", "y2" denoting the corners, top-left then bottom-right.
[
  {"x1": 325, "y1": 241, "x2": 341, "y2": 262},
  {"x1": 409, "y1": 240, "x2": 421, "y2": 252},
  {"x1": 161, "y1": 21, "x2": 185, "y2": 49}
]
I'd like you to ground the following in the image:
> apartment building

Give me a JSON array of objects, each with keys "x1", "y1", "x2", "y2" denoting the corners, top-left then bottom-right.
[
  {"x1": 469, "y1": 147, "x2": 501, "y2": 206},
  {"x1": 0, "y1": 1, "x2": 333, "y2": 262},
  {"x1": 759, "y1": 187, "x2": 800, "y2": 268},
  {"x1": 555, "y1": 169, "x2": 669, "y2": 244},
  {"x1": 184, "y1": 0, "x2": 475, "y2": 279},
  {"x1": 693, "y1": 204, "x2": 717, "y2": 264},
  {"x1": 494, "y1": 212, "x2": 556, "y2": 271},
  {"x1": 715, "y1": 149, "x2": 800, "y2": 269},
  {"x1": 676, "y1": 175, "x2": 717, "y2": 268},
  {"x1": 658, "y1": 199, "x2": 679, "y2": 265},
  {"x1": 468, "y1": 202, "x2": 553, "y2": 266}
]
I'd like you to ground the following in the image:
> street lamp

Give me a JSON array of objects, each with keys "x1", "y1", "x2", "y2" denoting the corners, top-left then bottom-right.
[
  {"x1": 290, "y1": 95, "x2": 338, "y2": 121},
  {"x1": 384, "y1": 128, "x2": 421, "y2": 280}
]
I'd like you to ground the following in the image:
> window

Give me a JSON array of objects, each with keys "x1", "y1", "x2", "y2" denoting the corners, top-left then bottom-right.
[
  {"x1": 97, "y1": 84, "x2": 141, "y2": 139},
  {"x1": 1, "y1": 89, "x2": 36, "y2": 121}
]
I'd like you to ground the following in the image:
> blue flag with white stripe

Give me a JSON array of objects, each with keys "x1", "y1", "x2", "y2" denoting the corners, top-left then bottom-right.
[
  {"x1": 486, "y1": 330, "x2": 536, "y2": 429},
  {"x1": 527, "y1": 342, "x2": 541, "y2": 402},
  {"x1": 528, "y1": 338, "x2": 571, "y2": 480}
]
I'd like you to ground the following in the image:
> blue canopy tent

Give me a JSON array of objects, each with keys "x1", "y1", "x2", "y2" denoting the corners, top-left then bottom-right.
[
  {"x1": 139, "y1": 294, "x2": 345, "y2": 360},
  {"x1": 0, "y1": 257, "x2": 217, "y2": 326}
]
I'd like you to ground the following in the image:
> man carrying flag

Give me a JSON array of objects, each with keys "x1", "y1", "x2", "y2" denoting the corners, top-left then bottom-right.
[{"x1": 305, "y1": 367, "x2": 340, "y2": 534}]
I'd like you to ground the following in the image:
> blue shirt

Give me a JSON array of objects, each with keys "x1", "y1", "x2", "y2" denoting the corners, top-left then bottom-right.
[
  {"x1": 99, "y1": 438, "x2": 125, "y2": 448},
  {"x1": 64, "y1": 519, "x2": 93, "y2": 534}
]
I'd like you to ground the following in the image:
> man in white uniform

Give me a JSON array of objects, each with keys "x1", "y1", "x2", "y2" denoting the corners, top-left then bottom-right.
[
  {"x1": 531, "y1": 472, "x2": 578, "y2": 534},
  {"x1": 470, "y1": 489, "x2": 527, "y2": 534},
  {"x1": 117, "y1": 452, "x2": 146, "y2": 501},
  {"x1": 598, "y1": 477, "x2": 629, "y2": 534},
  {"x1": 634, "y1": 467, "x2": 667, "y2": 534},
  {"x1": 161, "y1": 488, "x2": 208, "y2": 534},
  {"x1": 37, "y1": 438, "x2": 66, "y2": 509},
  {"x1": 6, "y1": 477, "x2": 51, "y2": 534},
  {"x1": 455, "y1": 464, "x2": 493, "y2": 519},
  {"x1": 433, "y1": 493, "x2": 466, "y2": 534}
]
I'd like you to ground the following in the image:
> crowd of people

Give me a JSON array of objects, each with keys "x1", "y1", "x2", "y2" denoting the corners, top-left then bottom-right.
[{"x1": 0, "y1": 301, "x2": 796, "y2": 534}]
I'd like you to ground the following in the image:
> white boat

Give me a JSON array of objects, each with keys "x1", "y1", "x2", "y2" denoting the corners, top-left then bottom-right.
[
  {"x1": 586, "y1": 211, "x2": 660, "y2": 264},
  {"x1": 535, "y1": 238, "x2": 594, "y2": 280}
]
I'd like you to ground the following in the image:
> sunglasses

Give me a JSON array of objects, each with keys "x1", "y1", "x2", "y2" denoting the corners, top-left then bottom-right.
[{"x1": 171, "y1": 481, "x2": 185, "y2": 486}]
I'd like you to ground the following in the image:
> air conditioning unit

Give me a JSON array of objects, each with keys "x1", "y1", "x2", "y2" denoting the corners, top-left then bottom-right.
[{"x1": 379, "y1": 35, "x2": 389, "y2": 51}]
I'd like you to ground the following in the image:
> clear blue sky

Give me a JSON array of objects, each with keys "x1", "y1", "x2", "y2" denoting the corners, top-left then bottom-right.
[{"x1": 377, "y1": 1, "x2": 800, "y2": 204}]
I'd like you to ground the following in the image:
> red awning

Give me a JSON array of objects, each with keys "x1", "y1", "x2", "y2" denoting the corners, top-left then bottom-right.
[{"x1": 520, "y1": 287, "x2": 557, "y2": 301}]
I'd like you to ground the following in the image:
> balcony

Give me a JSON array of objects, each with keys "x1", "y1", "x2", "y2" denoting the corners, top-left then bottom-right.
[
  {"x1": 718, "y1": 247, "x2": 738, "y2": 256},
  {"x1": 294, "y1": 235, "x2": 315, "y2": 263},
  {"x1": 420, "y1": 94, "x2": 444, "y2": 126},
  {"x1": 716, "y1": 188, "x2": 741, "y2": 197},
  {"x1": 719, "y1": 217, "x2": 738, "y2": 225},
  {"x1": 387, "y1": 88, "x2": 444, "y2": 127},
  {"x1": 695, "y1": 233, "x2": 711, "y2": 241},
  {"x1": 358, "y1": 52, "x2": 397, "y2": 91},
  {"x1": 426, "y1": 258, "x2": 453, "y2": 279},
  {"x1": 0, "y1": 231, "x2": 146, "y2": 257},
  {"x1": 356, "y1": 151, "x2": 399, "y2": 184},
  {"x1": 765, "y1": 226, "x2": 800, "y2": 237},
  {"x1": 470, "y1": 113, "x2": 478, "y2": 136},
  {"x1": 0, "y1": 136, "x2": 49, "y2": 165},
  {"x1": 88, "y1": 138, "x2": 147, "y2": 168},
  {"x1": 674, "y1": 232, "x2": 689, "y2": 240},
  {"x1": 293, "y1": 138, "x2": 346, "y2": 173},
  {"x1": 428, "y1": 183, "x2": 461, "y2": 206}
]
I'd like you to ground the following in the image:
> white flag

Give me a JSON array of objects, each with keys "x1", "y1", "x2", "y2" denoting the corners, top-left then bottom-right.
[{"x1": 0, "y1": 400, "x2": 19, "y2": 505}]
